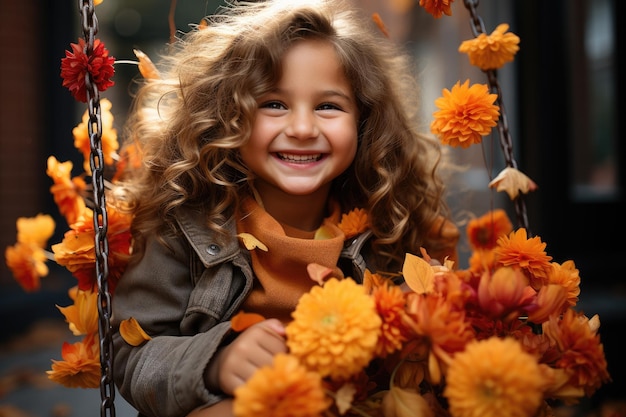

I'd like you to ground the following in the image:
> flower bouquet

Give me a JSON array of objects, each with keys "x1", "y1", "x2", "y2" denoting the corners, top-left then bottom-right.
[{"x1": 3, "y1": 1, "x2": 612, "y2": 416}]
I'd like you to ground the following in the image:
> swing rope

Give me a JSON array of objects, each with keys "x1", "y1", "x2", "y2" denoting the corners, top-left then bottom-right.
[{"x1": 78, "y1": 0, "x2": 116, "y2": 415}]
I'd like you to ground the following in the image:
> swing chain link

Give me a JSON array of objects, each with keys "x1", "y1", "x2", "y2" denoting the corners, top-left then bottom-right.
[
  {"x1": 78, "y1": 1, "x2": 116, "y2": 416},
  {"x1": 462, "y1": 0, "x2": 530, "y2": 233}
]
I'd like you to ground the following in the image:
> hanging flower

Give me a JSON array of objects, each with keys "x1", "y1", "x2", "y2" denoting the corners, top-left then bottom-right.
[
  {"x1": 57, "y1": 288, "x2": 99, "y2": 336},
  {"x1": 61, "y1": 38, "x2": 115, "y2": 103},
  {"x1": 233, "y1": 353, "x2": 330, "y2": 417},
  {"x1": 5, "y1": 242, "x2": 49, "y2": 292},
  {"x1": 47, "y1": 333, "x2": 101, "y2": 388},
  {"x1": 46, "y1": 156, "x2": 87, "y2": 226},
  {"x1": 16, "y1": 214, "x2": 56, "y2": 247},
  {"x1": 419, "y1": 0, "x2": 454, "y2": 19},
  {"x1": 430, "y1": 80, "x2": 500, "y2": 148},
  {"x1": 285, "y1": 278, "x2": 381, "y2": 380},
  {"x1": 459, "y1": 23, "x2": 521, "y2": 71},
  {"x1": 72, "y1": 98, "x2": 119, "y2": 174},
  {"x1": 466, "y1": 209, "x2": 513, "y2": 251},
  {"x1": 444, "y1": 337, "x2": 546, "y2": 417}
]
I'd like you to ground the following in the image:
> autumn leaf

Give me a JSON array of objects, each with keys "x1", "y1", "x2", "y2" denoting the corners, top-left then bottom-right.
[
  {"x1": 237, "y1": 233, "x2": 268, "y2": 251},
  {"x1": 488, "y1": 167, "x2": 538, "y2": 199},
  {"x1": 402, "y1": 253, "x2": 434, "y2": 294}
]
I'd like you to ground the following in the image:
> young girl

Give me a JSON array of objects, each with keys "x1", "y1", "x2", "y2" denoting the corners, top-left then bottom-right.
[{"x1": 111, "y1": 0, "x2": 459, "y2": 416}]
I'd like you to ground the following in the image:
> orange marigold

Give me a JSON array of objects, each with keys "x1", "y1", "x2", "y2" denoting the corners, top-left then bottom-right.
[
  {"x1": 233, "y1": 353, "x2": 330, "y2": 417},
  {"x1": 430, "y1": 80, "x2": 500, "y2": 148},
  {"x1": 338, "y1": 208, "x2": 369, "y2": 239},
  {"x1": 419, "y1": 0, "x2": 454, "y2": 19},
  {"x1": 47, "y1": 333, "x2": 100, "y2": 388},
  {"x1": 466, "y1": 209, "x2": 513, "y2": 251},
  {"x1": 444, "y1": 337, "x2": 545, "y2": 417},
  {"x1": 372, "y1": 282, "x2": 409, "y2": 357},
  {"x1": 459, "y1": 23, "x2": 520, "y2": 70},
  {"x1": 546, "y1": 260, "x2": 581, "y2": 308},
  {"x1": 542, "y1": 309, "x2": 611, "y2": 397},
  {"x1": 286, "y1": 278, "x2": 381, "y2": 380},
  {"x1": 494, "y1": 228, "x2": 553, "y2": 288}
]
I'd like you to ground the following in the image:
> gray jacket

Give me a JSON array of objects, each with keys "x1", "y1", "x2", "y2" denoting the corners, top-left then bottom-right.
[{"x1": 111, "y1": 206, "x2": 372, "y2": 417}]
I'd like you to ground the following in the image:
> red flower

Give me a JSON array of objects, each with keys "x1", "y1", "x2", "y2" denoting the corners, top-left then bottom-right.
[{"x1": 60, "y1": 38, "x2": 115, "y2": 103}]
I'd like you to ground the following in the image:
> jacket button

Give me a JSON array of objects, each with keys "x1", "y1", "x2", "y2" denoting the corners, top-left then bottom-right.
[{"x1": 207, "y1": 244, "x2": 221, "y2": 255}]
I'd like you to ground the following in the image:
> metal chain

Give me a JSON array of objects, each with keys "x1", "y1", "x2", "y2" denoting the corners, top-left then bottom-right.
[
  {"x1": 78, "y1": 1, "x2": 116, "y2": 416},
  {"x1": 463, "y1": 0, "x2": 531, "y2": 233}
]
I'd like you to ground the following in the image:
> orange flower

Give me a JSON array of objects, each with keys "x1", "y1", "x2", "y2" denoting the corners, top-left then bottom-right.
[
  {"x1": 546, "y1": 261, "x2": 580, "y2": 308},
  {"x1": 338, "y1": 208, "x2": 369, "y2": 239},
  {"x1": 72, "y1": 98, "x2": 119, "y2": 174},
  {"x1": 286, "y1": 278, "x2": 381, "y2": 380},
  {"x1": 419, "y1": 0, "x2": 454, "y2": 18},
  {"x1": 5, "y1": 242, "x2": 49, "y2": 292},
  {"x1": 60, "y1": 38, "x2": 115, "y2": 103},
  {"x1": 477, "y1": 267, "x2": 536, "y2": 321},
  {"x1": 402, "y1": 293, "x2": 474, "y2": 384},
  {"x1": 47, "y1": 333, "x2": 101, "y2": 388},
  {"x1": 526, "y1": 284, "x2": 568, "y2": 324},
  {"x1": 57, "y1": 289, "x2": 99, "y2": 336},
  {"x1": 233, "y1": 353, "x2": 330, "y2": 417},
  {"x1": 466, "y1": 209, "x2": 513, "y2": 251},
  {"x1": 444, "y1": 337, "x2": 545, "y2": 417},
  {"x1": 16, "y1": 214, "x2": 56, "y2": 247},
  {"x1": 46, "y1": 156, "x2": 87, "y2": 226},
  {"x1": 494, "y1": 228, "x2": 552, "y2": 288},
  {"x1": 51, "y1": 207, "x2": 131, "y2": 292},
  {"x1": 458, "y1": 23, "x2": 520, "y2": 70},
  {"x1": 372, "y1": 282, "x2": 409, "y2": 357},
  {"x1": 430, "y1": 80, "x2": 500, "y2": 148},
  {"x1": 542, "y1": 309, "x2": 611, "y2": 397}
]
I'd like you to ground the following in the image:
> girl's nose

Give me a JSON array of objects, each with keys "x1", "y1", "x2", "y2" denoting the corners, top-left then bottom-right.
[{"x1": 285, "y1": 109, "x2": 319, "y2": 140}]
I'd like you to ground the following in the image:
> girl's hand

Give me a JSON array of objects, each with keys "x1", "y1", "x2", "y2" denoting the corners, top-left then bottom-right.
[{"x1": 205, "y1": 318, "x2": 287, "y2": 395}]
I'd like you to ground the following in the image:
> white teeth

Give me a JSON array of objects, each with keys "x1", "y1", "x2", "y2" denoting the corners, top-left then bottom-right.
[{"x1": 277, "y1": 153, "x2": 321, "y2": 162}]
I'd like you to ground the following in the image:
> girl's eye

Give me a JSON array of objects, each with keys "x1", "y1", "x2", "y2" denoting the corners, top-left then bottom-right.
[
  {"x1": 317, "y1": 103, "x2": 341, "y2": 111},
  {"x1": 260, "y1": 101, "x2": 285, "y2": 110}
]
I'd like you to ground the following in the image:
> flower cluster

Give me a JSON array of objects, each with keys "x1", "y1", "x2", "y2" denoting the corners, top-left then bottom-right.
[{"x1": 229, "y1": 208, "x2": 611, "y2": 417}]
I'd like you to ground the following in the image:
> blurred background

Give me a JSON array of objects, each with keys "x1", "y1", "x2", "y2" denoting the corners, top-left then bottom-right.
[{"x1": 0, "y1": 0, "x2": 623, "y2": 415}]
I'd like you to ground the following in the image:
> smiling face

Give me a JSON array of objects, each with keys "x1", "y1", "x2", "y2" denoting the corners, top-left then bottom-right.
[{"x1": 240, "y1": 39, "x2": 359, "y2": 204}]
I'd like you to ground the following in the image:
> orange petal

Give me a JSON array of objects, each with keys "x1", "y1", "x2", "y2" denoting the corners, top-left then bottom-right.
[
  {"x1": 133, "y1": 49, "x2": 160, "y2": 79},
  {"x1": 120, "y1": 317, "x2": 152, "y2": 346},
  {"x1": 371, "y1": 13, "x2": 389, "y2": 38},
  {"x1": 231, "y1": 311, "x2": 266, "y2": 332}
]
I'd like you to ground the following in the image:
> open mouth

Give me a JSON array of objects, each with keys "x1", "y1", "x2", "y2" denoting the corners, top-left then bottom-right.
[{"x1": 276, "y1": 153, "x2": 323, "y2": 163}]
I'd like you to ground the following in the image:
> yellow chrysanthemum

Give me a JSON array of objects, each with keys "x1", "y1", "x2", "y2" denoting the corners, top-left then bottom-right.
[
  {"x1": 459, "y1": 23, "x2": 520, "y2": 70},
  {"x1": 444, "y1": 337, "x2": 545, "y2": 417},
  {"x1": 430, "y1": 80, "x2": 500, "y2": 148},
  {"x1": 286, "y1": 278, "x2": 381, "y2": 380},
  {"x1": 233, "y1": 353, "x2": 330, "y2": 417}
]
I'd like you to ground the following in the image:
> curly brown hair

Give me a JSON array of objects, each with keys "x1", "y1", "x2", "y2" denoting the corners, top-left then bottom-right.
[{"x1": 117, "y1": 0, "x2": 453, "y2": 272}]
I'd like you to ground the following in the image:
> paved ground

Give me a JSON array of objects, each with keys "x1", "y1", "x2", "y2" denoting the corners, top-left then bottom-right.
[{"x1": 0, "y1": 319, "x2": 137, "y2": 417}]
